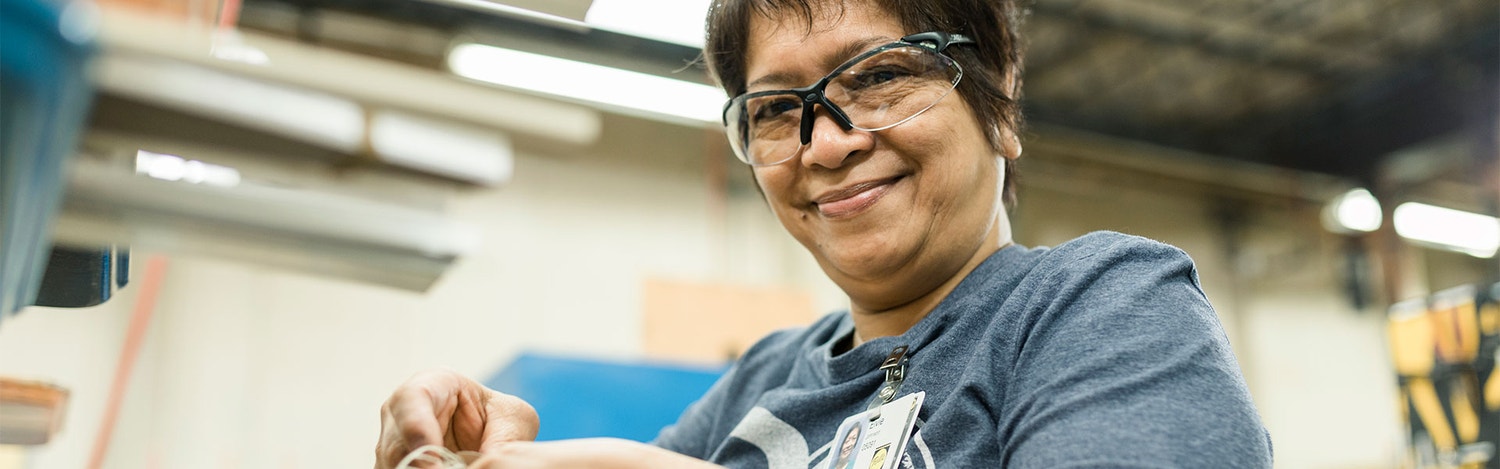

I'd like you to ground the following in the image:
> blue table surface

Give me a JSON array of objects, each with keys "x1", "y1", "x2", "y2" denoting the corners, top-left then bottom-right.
[{"x1": 484, "y1": 352, "x2": 729, "y2": 442}]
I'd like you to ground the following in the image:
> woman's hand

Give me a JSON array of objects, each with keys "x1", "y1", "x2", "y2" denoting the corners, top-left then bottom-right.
[
  {"x1": 375, "y1": 370, "x2": 539, "y2": 469},
  {"x1": 469, "y1": 438, "x2": 725, "y2": 469}
]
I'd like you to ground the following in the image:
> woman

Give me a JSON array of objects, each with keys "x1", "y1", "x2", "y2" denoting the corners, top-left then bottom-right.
[
  {"x1": 374, "y1": 0, "x2": 1274, "y2": 467},
  {"x1": 829, "y1": 421, "x2": 862, "y2": 469}
]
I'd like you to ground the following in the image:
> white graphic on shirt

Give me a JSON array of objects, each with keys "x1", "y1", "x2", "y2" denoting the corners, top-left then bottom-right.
[
  {"x1": 909, "y1": 431, "x2": 935, "y2": 469},
  {"x1": 726, "y1": 407, "x2": 936, "y2": 469},
  {"x1": 727, "y1": 407, "x2": 810, "y2": 469}
]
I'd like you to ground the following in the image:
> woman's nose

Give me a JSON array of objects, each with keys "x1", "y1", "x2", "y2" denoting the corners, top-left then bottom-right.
[{"x1": 799, "y1": 107, "x2": 874, "y2": 170}]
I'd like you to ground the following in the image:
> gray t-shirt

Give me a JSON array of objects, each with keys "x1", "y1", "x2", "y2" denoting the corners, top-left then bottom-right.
[{"x1": 653, "y1": 231, "x2": 1273, "y2": 468}]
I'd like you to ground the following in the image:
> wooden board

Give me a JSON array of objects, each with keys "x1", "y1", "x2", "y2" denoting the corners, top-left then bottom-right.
[{"x1": 642, "y1": 279, "x2": 819, "y2": 364}]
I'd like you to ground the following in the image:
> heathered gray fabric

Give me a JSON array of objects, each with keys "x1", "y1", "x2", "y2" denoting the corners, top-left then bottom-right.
[{"x1": 653, "y1": 231, "x2": 1273, "y2": 468}]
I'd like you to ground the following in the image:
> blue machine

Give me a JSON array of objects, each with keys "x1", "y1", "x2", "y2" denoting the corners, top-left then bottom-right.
[
  {"x1": 485, "y1": 352, "x2": 728, "y2": 442},
  {"x1": 0, "y1": 0, "x2": 99, "y2": 318}
]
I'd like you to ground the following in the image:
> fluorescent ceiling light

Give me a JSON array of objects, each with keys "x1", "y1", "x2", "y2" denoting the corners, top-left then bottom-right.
[
  {"x1": 135, "y1": 150, "x2": 241, "y2": 187},
  {"x1": 447, "y1": 43, "x2": 723, "y2": 125},
  {"x1": 1322, "y1": 188, "x2": 1382, "y2": 233},
  {"x1": 1393, "y1": 202, "x2": 1500, "y2": 258},
  {"x1": 585, "y1": 0, "x2": 712, "y2": 48}
]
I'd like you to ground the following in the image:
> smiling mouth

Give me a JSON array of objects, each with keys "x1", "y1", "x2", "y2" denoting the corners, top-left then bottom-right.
[{"x1": 812, "y1": 176, "x2": 904, "y2": 219}]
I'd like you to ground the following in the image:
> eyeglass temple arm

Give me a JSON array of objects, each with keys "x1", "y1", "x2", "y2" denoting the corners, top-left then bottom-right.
[{"x1": 900, "y1": 32, "x2": 974, "y2": 51}]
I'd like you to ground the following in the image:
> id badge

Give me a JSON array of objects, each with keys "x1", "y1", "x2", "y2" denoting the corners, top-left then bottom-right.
[{"x1": 824, "y1": 392, "x2": 925, "y2": 469}]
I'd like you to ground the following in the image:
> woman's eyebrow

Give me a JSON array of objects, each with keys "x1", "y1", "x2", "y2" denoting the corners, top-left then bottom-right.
[
  {"x1": 745, "y1": 35, "x2": 896, "y2": 91},
  {"x1": 747, "y1": 71, "x2": 800, "y2": 91},
  {"x1": 825, "y1": 36, "x2": 893, "y2": 70}
]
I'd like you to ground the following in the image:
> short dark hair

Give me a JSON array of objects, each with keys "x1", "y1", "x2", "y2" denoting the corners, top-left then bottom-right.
[{"x1": 704, "y1": 0, "x2": 1026, "y2": 207}]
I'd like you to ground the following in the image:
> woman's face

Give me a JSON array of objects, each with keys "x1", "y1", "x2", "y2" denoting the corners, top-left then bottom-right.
[
  {"x1": 744, "y1": 2, "x2": 1010, "y2": 312},
  {"x1": 839, "y1": 426, "x2": 860, "y2": 458}
]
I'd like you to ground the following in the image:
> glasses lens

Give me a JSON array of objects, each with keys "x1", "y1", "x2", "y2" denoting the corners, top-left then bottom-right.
[
  {"x1": 725, "y1": 92, "x2": 803, "y2": 166},
  {"x1": 722, "y1": 44, "x2": 961, "y2": 166},
  {"x1": 827, "y1": 46, "x2": 961, "y2": 132}
]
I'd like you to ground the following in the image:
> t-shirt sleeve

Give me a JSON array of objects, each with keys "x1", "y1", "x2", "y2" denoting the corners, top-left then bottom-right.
[
  {"x1": 649, "y1": 322, "x2": 819, "y2": 461},
  {"x1": 1001, "y1": 234, "x2": 1273, "y2": 467},
  {"x1": 651, "y1": 364, "x2": 738, "y2": 459}
]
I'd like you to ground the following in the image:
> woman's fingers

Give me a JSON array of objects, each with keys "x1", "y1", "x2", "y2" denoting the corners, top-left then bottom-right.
[
  {"x1": 479, "y1": 389, "x2": 540, "y2": 452},
  {"x1": 376, "y1": 374, "x2": 450, "y2": 468},
  {"x1": 376, "y1": 370, "x2": 540, "y2": 469}
]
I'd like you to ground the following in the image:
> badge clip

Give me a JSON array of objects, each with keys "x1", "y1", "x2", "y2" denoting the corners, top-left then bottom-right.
[{"x1": 867, "y1": 345, "x2": 909, "y2": 418}]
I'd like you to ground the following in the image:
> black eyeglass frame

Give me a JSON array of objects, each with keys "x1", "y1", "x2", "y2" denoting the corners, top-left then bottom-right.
[{"x1": 721, "y1": 31, "x2": 976, "y2": 165}]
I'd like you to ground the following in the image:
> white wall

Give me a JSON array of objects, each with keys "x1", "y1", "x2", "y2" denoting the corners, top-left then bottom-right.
[
  {"x1": 0, "y1": 293, "x2": 133, "y2": 469},
  {"x1": 2, "y1": 121, "x2": 1417, "y2": 468}
]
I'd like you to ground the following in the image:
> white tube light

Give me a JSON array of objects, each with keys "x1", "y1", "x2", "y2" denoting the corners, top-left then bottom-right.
[
  {"x1": 1323, "y1": 188, "x2": 1383, "y2": 233},
  {"x1": 1393, "y1": 202, "x2": 1500, "y2": 258},
  {"x1": 135, "y1": 150, "x2": 241, "y2": 187},
  {"x1": 447, "y1": 43, "x2": 724, "y2": 126},
  {"x1": 585, "y1": 0, "x2": 712, "y2": 48}
]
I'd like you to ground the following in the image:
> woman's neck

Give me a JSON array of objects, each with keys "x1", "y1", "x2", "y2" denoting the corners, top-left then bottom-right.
[{"x1": 845, "y1": 216, "x2": 1010, "y2": 350}]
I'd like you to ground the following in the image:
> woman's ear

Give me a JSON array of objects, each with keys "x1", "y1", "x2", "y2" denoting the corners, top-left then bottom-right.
[
  {"x1": 998, "y1": 126, "x2": 1022, "y2": 161},
  {"x1": 997, "y1": 66, "x2": 1023, "y2": 161}
]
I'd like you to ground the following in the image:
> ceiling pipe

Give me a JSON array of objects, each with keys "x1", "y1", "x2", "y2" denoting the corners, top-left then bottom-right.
[{"x1": 1026, "y1": 124, "x2": 1355, "y2": 203}]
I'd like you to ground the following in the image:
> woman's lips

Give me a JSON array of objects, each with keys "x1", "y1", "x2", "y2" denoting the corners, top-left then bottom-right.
[{"x1": 813, "y1": 177, "x2": 902, "y2": 219}]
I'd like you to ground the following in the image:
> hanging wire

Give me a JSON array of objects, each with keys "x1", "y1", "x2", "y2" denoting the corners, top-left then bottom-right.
[{"x1": 394, "y1": 445, "x2": 482, "y2": 469}]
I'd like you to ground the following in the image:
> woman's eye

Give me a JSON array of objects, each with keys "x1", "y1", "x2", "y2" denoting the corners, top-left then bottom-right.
[
  {"x1": 751, "y1": 99, "x2": 800, "y2": 123},
  {"x1": 851, "y1": 66, "x2": 913, "y2": 88}
]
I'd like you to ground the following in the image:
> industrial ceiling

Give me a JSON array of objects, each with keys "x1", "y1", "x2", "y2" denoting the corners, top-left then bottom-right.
[
  {"x1": 1024, "y1": 0, "x2": 1498, "y2": 182},
  {"x1": 237, "y1": 0, "x2": 1500, "y2": 184}
]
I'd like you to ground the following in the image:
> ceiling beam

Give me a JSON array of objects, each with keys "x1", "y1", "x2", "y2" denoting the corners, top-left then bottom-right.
[{"x1": 242, "y1": 0, "x2": 707, "y2": 84}]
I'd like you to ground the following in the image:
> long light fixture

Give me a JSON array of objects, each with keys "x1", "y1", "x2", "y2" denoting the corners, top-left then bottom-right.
[
  {"x1": 447, "y1": 43, "x2": 724, "y2": 126},
  {"x1": 135, "y1": 150, "x2": 241, "y2": 187},
  {"x1": 584, "y1": 0, "x2": 713, "y2": 48},
  {"x1": 1393, "y1": 202, "x2": 1500, "y2": 258}
]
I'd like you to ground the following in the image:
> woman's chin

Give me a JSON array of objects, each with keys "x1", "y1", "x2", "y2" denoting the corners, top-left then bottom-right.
[{"x1": 819, "y1": 242, "x2": 916, "y2": 285}]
